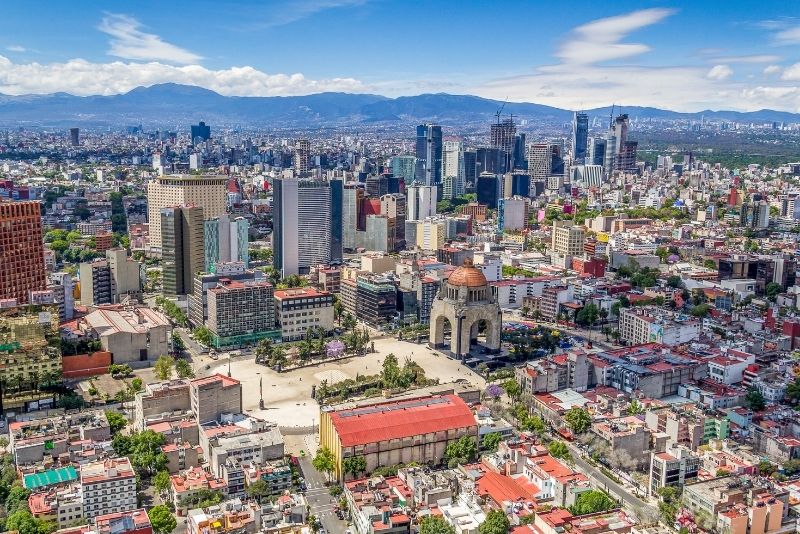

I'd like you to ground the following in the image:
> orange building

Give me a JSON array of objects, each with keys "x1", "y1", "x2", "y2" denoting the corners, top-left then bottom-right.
[{"x1": 0, "y1": 200, "x2": 46, "y2": 304}]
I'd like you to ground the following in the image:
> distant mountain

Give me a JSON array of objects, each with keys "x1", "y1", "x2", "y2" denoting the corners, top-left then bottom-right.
[{"x1": 0, "y1": 83, "x2": 796, "y2": 127}]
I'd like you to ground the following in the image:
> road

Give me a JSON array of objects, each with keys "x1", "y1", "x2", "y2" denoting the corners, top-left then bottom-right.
[
  {"x1": 298, "y1": 456, "x2": 349, "y2": 534},
  {"x1": 566, "y1": 442, "x2": 658, "y2": 522}
]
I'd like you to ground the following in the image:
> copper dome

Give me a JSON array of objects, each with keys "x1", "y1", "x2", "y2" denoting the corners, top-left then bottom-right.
[{"x1": 448, "y1": 259, "x2": 488, "y2": 287}]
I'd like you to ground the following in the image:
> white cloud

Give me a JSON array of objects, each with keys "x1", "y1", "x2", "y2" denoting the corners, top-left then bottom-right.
[
  {"x1": 707, "y1": 64, "x2": 733, "y2": 80},
  {"x1": 0, "y1": 56, "x2": 367, "y2": 96},
  {"x1": 98, "y1": 14, "x2": 201, "y2": 64},
  {"x1": 6, "y1": 45, "x2": 25, "y2": 53},
  {"x1": 781, "y1": 63, "x2": 800, "y2": 81},
  {"x1": 253, "y1": 0, "x2": 370, "y2": 29},
  {"x1": 764, "y1": 64, "x2": 782, "y2": 76},
  {"x1": 556, "y1": 8, "x2": 675, "y2": 64},
  {"x1": 713, "y1": 54, "x2": 780, "y2": 64},
  {"x1": 775, "y1": 25, "x2": 800, "y2": 44}
]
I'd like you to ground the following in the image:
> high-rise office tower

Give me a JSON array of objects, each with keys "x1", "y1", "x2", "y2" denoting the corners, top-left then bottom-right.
[
  {"x1": 342, "y1": 184, "x2": 364, "y2": 251},
  {"x1": 589, "y1": 137, "x2": 607, "y2": 167},
  {"x1": 572, "y1": 112, "x2": 589, "y2": 164},
  {"x1": 527, "y1": 143, "x2": 552, "y2": 182},
  {"x1": 490, "y1": 118, "x2": 516, "y2": 169},
  {"x1": 366, "y1": 174, "x2": 390, "y2": 198},
  {"x1": 380, "y1": 193, "x2": 407, "y2": 251},
  {"x1": 406, "y1": 183, "x2": 437, "y2": 221},
  {"x1": 463, "y1": 150, "x2": 477, "y2": 190},
  {"x1": 190, "y1": 121, "x2": 211, "y2": 142},
  {"x1": 147, "y1": 174, "x2": 228, "y2": 253},
  {"x1": 476, "y1": 173, "x2": 501, "y2": 209},
  {"x1": 513, "y1": 133, "x2": 527, "y2": 170},
  {"x1": 294, "y1": 139, "x2": 311, "y2": 175},
  {"x1": 204, "y1": 215, "x2": 250, "y2": 272},
  {"x1": 442, "y1": 141, "x2": 465, "y2": 199},
  {"x1": 69, "y1": 128, "x2": 80, "y2": 147},
  {"x1": 161, "y1": 206, "x2": 205, "y2": 296},
  {"x1": 391, "y1": 156, "x2": 416, "y2": 182},
  {"x1": 476, "y1": 147, "x2": 508, "y2": 175},
  {"x1": 273, "y1": 178, "x2": 341, "y2": 276},
  {"x1": 0, "y1": 200, "x2": 46, "y2": 304},
  {"x1": 415, "y1": 124, "x2": 443, "y2": 186}
]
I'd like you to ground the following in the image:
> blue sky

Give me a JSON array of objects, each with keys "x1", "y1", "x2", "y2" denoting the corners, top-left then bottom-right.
[{"x1": 1, "y1": 0, "x2": 800, "y2": 111}]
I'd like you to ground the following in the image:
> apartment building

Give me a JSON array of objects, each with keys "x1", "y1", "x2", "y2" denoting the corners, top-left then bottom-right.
[
  {"x1": 206, "y1": 279, "x2": 279, "y2": 348},
  {"x1": 0, "y1": 200, "x2": 46, "y2": 304},
  {"x1": 80, "y1": 457, "x2": 137, "y2": 518},
  {"x1": 618, "y1": 307, "x2": 701, "y2": 346},
  {"x1": 273, "y1": 287, "x2": 334, "y2": 342},
  {"x1": 648, "y1": 444, "x2": 700, "y2": 496}
]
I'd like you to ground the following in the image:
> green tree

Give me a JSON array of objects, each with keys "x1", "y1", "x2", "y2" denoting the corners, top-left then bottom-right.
[
  {"x1": 246, "y1": 479, "x2": 271, "y2": 501},
  {"x1": 564, "y1": 407, "x2": 592, "y2": 434},
  {"x1": 745, "y1": 387, "x2": 766, "y2": 411},
  {"x1": 381, "y1": 354, "x2": 402, "y2": 388},
  {"x1": 5, "y1": 486, "x2": 31, "y2": 515},
  {"x1": 342, "y1": 455, "x2": 367, "y2": 478},
  {"x1": 175, "y1": 359, "x2": 195, "y2": 379},
  {"x1": 575, "y1": 303, "x2": 600, "y2": 328},
  {"x1": 478, "y1": 510, "x2": 510, "y2": 534},
  {"x1": 666, "y1": 275, "x2": 683, "y2": 288},
  {"x1": 105, "y1": 411, "x2": 128, "y2": 434},
  {"x1": 313, "y1": 447, "x2": 336, "y2": 480},
  {"x1": 419, "y1": 515, "x2": 456, "y2": 534},
  {"x1": 171, "y1": 331, "x2": 185, "y2": 353},
  {"x1": 148, "y1": 505, "x2": 177, "y2": 534},
  {"x1": 626, "y1": 399, "x2": 644, "y2": 415},
  {"x1": 5, "y1": 510, "x2": 43, "y2": 534},
  {"x1": 765, "y1": 282, "x2": 782, "y2": 301},
  {"x1": 153, "y1": 471, "x2": 171, "y2": 494},
  {"x1": 193, "y1": 326, "x2": 214, "y2": 347},
  {"x1": 501, "y1": 379, "x2": 521, "y2": 400},
  {"x1": 154, "y1": 355, "x2": 175, "y2": 380},
  {"x1": 548, "y1": 440, "x2": 571, "y2": 460},
  {"x1": 444, "y1": 436, "x2": 478, "y2": 468},
  {"x1": 483, "y1": 432, "x2": 502, "y2": 452},
  {"x1": 569, "y1": 490, "x2": 616, "y2": 515}
]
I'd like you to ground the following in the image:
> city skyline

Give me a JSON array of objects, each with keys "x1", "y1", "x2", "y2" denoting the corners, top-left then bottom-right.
[{"x1": 0, "y1": 1, "x2": 799, "y2": 112}]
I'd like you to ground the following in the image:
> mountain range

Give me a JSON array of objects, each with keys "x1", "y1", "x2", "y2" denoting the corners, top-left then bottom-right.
[{"x1": 0, "y1": 83, "x2": 797, "y2": 128}]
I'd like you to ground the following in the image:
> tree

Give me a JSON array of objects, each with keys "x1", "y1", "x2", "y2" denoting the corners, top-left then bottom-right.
[
  {"x1": 148, "y1": 505, "x2": 177, "y2": 534},
  {"x1": 313, "y1": 447, "x2": 336, "y2": 480},
  {"x1": 626, "y1": 399, "x2": 644, "y2": 415},
  {"x1": 444, "y1": 436, "x2": 478, "y2": 468},
  {"x1": 419, "y1": 515, "x2": 456, "y2": 534},
  {"x1": 175, "y1": 359, "x2": 195, "y2": 379},
  {"x1": 478, "y1": 510, "x2": 510, "y2": 534},
  {"x1": 483, "y1": 432, "x2": 502, "y2": 452},
  {"x1": 657, "y1": 486, "x2": 683, "y2": 525},
  {"x1": 342, "y1": 455, "x2": 367, "y2": 478},
  {"x1": 171, "y1": 331, "x2": 185, "y2": 354},
  {"x1": 112, "y1": 430, "x2": 167, "y2": 477},
  {"x1": 758, "y1": 460, "x2": 777, "y2": 477},
  {"x1": 575, "y1": 303, "x2": 600, "y2": 328},
  {"x1": 246, "y1": 479, "x2": 271, "y2": 501},
  {"x1": 785, "y1": 378, "x2": 800, "y2": 404},
  {"x1": 666, "y1": 275, "x2": 683, "y2": 288},
  {"x1": 485, "y1": 383, "x2": 503, "y2": 401},
  {"x1": 153, "y1": 471, "x2": 171, "y2": 494},
  {"x1": 548, "y1": 441, "x2": 571, "y2": 460},
  {"x1": 690, "y1": 303, "x2": 710, "y2": 317},
  {"x1": 502, "y1": 379, "x2": 521, "y2": 400},
  {"x1": 5, "y1": 509, "x2": 43, "y2": 534},
  {"x1": 381, "y1": 354, "x2": 402, "y2": 388},
  {"x1": 569, "y1": 490, "x2": 616, "y2": 515},
  {"x1": 745, "y1": 387, "x2": 766, "y2": 411},
  {"x1": 564, "y1": 407, "x2": 592, "y2": 434},
  {"x1": 255, "y1": 338, "x2": 273, "y2": 363},
  {"x1": 105, "y1": 411, "x2": 128, "y2": 434},
  {"x1": 765, "y1": 282, "x2": 782, "y2": 301},
  {"x1": 154, "y1": 355, "x2": 175, "y2": 380},
  {"x1": 193, "y1": 326, "x2": 214, "y2": 347}
]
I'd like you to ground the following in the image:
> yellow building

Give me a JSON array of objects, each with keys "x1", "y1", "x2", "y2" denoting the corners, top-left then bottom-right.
[
  {"x1": 415, "y1": 220, "x2": 445, "y2": 251},
  {"x1": 0, "y1": 305, "x2": 62, "y2": 410},
  {"x1": 146, "y1": 174, "x2": 228, "y2": 254}
]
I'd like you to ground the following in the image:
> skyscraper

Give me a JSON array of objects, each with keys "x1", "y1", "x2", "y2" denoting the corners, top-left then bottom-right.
[
  {"x1": 147, "y1": 174, "x2": 228, "y2": 253},
  {"x1": 415, "y1": 124, "x2": 443, "y2": 186},
  {"x1": 190, "y1": 121, "x2": 211, "y2": 142},
  {"x1": 571, "y1": 112, "x2": 589, "y2": 164},
  {"x1": 589, "y1": 137, "x2": 607, "y2": 167},
  {"x1": 406, "y1": 183, "x2": 437, "y2": 221},
  {"x1": 204, "y1": 214, "x2": 250, "y2": 272},
  {"x1": 527, "y1": 143, "x2": 552, "y2": 182},
  {"x1": 161, "y1": 206, "x2": 205, "y2": 296},
  {"x1": 442, "y1": 141, "x2": 465, "y2": 199},
  {"x1": 513, "y1": 133, "x2": 527, "y2": 170},
  {"x1": 294, "y1": 139, "x2": 311, "y2": 175},
  {"x1": 273, "y1": 178, "x2": 339, "y2": 276},
  {"x1": 342, "y1": 184, "x2": 364, "y2": 251},
  {"x1": 490, "y1": 118, "x2": 516, "y2": 169},
  {"x1": 69, "y1": 128, "x2": 80, "y2": 147},
  {"x1": 463, "y1": 150, "x2": 477, "y2": 190},
  {"x1": 476, "y1": 173, "x2": 501, "y2": 209},
  {"x1": 391, "y1": 156, "x2": 416, "y2": 182},
  {"x1": 380, "y1": 193, "x2": 406, "y2": 251},
  {"x1": 0, "y1": 200, "x2": 46, "y2": 304}
]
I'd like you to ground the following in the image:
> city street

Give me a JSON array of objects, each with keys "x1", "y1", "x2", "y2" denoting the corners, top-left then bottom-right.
[{"x1": 298, "y1": 456, "x2": 349, "y2": 534}]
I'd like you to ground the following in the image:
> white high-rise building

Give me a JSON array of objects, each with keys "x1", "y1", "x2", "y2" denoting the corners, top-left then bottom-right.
[
  {"x1": 407, "y1": 183, "x2": 437, "y2": 221},
  {"x1": 273, "y1": 178, "x2": 333, "y2": 276},
  {"x1": 442, "y1": 141, "x2": 465, "y2": 199}
]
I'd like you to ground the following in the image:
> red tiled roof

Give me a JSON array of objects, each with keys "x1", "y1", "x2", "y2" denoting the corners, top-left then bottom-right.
[
  {"x1": 476, "y1": 467, "x2": 539, "y2": 504},
  {"x1": 329, "y1": 395, "x2": 476, "y2": 447}
]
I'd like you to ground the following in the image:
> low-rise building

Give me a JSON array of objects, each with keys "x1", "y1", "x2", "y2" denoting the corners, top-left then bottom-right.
[
  {"x1": 80, "y1": 304, "x2": 170, "y2": 364},
  {"x1": 93, "y1": 509, "x2": 153, "y2": 534},
  {"x1": 171, "y1": 466, "x2": 228, "y2": 515},
  {"x1": 186, "y1": 498, "x2": 261, "y2": 534},
  {"x1": 344, "y1": 476, "x2": 412, "y2": 534},
  {"x1": 648, "y1": 444, "x2": 700, "y2": 496},
  {"x1": 274, "y1": 287, "x2": 334, "y2": 342},
  {"x1": 80, "y1": 457, "x2": 137, "y2": 519},
  {"x1": 10, "y1": 411, "x2": 110, "y2": 466}
]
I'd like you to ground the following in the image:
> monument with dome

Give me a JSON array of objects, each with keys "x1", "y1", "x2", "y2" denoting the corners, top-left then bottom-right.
[{"x1": 429, "y1": 259, "x2": 502, "y2": 360}]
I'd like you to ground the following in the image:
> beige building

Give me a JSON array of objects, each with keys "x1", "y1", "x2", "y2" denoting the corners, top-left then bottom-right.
[
  {"x1": 79, "y1": 248, "x2": 141, "y2": 305},
  {"x1": 274, "y1": 287, "x2": 334, "y2": 342},
  {"x1": 416, "y1": 220, "x2": 446, "y2": 251},
  {"x1": 360, "y1": 253, "x2": 397, "y2": 274},
  {"x1": 134, "y1": 379, "x2": 192, "y2": 430},
  {"x1": 81, "y1": 304, "x2": 171, "y2": 364},
  {"x1": 190, "y1": 374, "x2": 243, "y2": 423},
  {"x1": 80, "y1": 457, "x2": 137, "y2": 518},
  {"x1": 147, "y1": 174, "x2": 228, "y2": 253},
  {"x1": 551, "y1": 221, "x2": 585, "y2": 257}
]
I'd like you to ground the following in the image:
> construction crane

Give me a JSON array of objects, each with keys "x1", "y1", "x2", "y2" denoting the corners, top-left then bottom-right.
[{"x1": 495, "y1": 97, "x2": 508, "y2": 125}]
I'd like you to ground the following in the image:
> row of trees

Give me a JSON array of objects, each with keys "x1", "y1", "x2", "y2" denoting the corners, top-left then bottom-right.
[
  {"x1": 154, "y1": 355, "x2": 194, "y2": 380},
  {"x1": 155, "y1": 296, "x2": 188, "y2": 326}
]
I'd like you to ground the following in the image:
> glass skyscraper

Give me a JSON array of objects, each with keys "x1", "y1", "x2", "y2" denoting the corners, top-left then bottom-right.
[{"x1": 415, "y1": 124, "x2": 443, "y2": 186}]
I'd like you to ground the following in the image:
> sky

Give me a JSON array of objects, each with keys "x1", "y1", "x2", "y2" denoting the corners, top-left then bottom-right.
[{"x1": 2, "y1": 0, "x2": 800, "y2": 112}]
